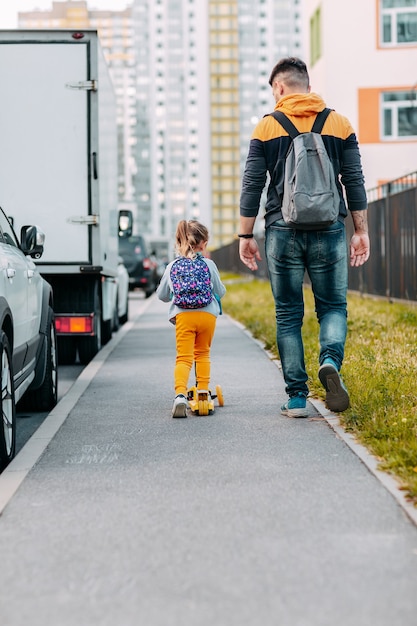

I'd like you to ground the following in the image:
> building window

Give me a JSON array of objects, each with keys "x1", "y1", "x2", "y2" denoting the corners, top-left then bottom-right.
[
  {"x1": 310, "y1": 6, "x2": 321, "y2": 65},
  {"x1": 380, "y1": 0, "x2": 417, "y2": 45},
  {"x1": 382, "y1": 90, "x2": 417, "y2": 138}
]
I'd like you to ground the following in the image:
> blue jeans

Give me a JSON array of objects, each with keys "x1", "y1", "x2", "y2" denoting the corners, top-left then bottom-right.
[{"x1": 265, "y1": 220, "x2": 348, "y2": 397}]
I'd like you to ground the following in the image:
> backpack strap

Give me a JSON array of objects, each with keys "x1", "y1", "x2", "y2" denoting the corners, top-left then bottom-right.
[
  {"x1": 310, "y1": 108, "x2": 332, "y2": 133},
  {"x1": 268, "y1": 111, "x2": 300, "y2": 139},
  {"x1": 267, "y1": 107, "x2": 332, "y2": 137}
]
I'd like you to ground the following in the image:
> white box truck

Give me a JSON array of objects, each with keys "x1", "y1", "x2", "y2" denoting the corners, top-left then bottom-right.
[{"x1": 0, "y1": 29, "x2": 130, "y2": 364}]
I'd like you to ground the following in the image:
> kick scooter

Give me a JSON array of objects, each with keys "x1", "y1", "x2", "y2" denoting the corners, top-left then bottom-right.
[{"x1": 187, "y1": 384, "x2": 224, "y2": 416}]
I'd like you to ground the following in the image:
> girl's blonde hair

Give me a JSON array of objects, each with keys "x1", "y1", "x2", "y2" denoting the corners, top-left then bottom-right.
[{"x1": 175, "y1": 220, "x2": 209, "y2": 258}]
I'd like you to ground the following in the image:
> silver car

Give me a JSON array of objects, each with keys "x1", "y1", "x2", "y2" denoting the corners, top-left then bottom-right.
[{"x1": 0, "y1": 207, "x2": 58, "y2": 471}]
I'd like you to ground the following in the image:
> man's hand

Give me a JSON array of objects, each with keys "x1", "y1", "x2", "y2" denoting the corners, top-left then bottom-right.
[
  {"x1": 239, "y1": 238, "x2": 262, "y2": 271},
  {"x1": 350, "y1": 233, "x2": 370, "y2": 267},
  {"x1": 350, "y1": 209, "x2": 370, "y2": 267}
]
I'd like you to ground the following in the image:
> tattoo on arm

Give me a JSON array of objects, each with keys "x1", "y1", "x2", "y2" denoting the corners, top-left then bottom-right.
[{"x1": 351, "y1": 210, "x2": 368, "y2": 234}]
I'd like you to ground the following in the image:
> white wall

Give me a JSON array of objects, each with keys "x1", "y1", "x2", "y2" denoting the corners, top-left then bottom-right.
[{"x1": 302, "y1": 0, "x2": 417, "y2": 190}]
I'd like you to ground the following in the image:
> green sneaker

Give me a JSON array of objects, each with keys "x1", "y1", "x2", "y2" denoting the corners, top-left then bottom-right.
[
  {"x1": 318, "y1": 361, "x2": 350, "y2": 412},
  {"x1": 281, "y1": 393, "x2": 308, "y2": 418}
]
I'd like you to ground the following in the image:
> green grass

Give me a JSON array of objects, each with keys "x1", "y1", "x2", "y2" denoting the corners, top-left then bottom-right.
[{"x1": 222, "y1": 276, "x2": 417, "y2": 504}]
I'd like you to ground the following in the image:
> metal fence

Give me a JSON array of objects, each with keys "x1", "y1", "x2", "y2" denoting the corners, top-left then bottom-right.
[
  {"x1": 210, "y1": 236, "x2": 269, "y2": 281},
  {"x1": 211, "y1": 172, "x2": 417, "y2": 302},
  {"x1": 349, "y1": 172, "x2": 417, "y2": 301},
  {"x1": 367, "y1": 170, "x2": 417, "y2": 203}
]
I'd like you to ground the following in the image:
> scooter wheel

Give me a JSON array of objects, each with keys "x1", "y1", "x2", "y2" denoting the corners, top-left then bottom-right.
[
  {"x1": 198, "y1": 400, "x2": 209, "y2": 416},
  {"x1": 215, "y1": 385, "x2": 224, "y2": 407}
]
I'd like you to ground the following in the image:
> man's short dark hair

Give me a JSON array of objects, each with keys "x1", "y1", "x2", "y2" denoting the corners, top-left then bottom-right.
[{"x1": 268, "y1": 57, "x2": 310, "y2": 89}]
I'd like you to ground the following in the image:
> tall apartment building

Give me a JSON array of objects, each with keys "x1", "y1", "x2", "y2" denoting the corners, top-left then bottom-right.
[
  {"x1": 18, "y1": 0, "x2": 303, "y2": 250},
  {"x1": 132, "y1": 0, "x2": 211, "y2": 251},
  {"x1": 209, "y1": 0, "x2": 240, "y2": 246},
  {"x1": 238, "y1": 0, "x2": 303, "y2": 235},
  {"x1": 238, "y1": 0, "x2": 303, "y2": 153},
  {"x1": 133, "y1": 0, "x2": 303, "y2": 250},
  {"x1": 18, "y1": 1, "x2": 137, "y2": 215},
  {"x1": 303, "y1": 0, "x2": 417, "y2": 191}
]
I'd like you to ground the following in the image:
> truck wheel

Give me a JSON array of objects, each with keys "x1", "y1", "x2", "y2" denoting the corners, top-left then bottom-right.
[
  {"x1": 0, "y1": 331, "x2": 16, "y2": 472},
  {"x1": 26, "y1": 307, "x2": 58, "y2": 412},
  {"x1": 78, "y1": 286, "x2": 102, "y2": 364},
  {"x1": 112, "y1": 296, "x2": 120, "y2": 333},
  {"x1": 58, "y1": 337, "x2": 77, "y2": 365},
  {"x1": 119, "y1": 294, "x2": 128, "y2": 325},
  {"x1": 101, "y1": 317, "x2": 112, "y2": 345},
  {"x1": 78, "y1": 330, "x2": 101, "y2": 364}
]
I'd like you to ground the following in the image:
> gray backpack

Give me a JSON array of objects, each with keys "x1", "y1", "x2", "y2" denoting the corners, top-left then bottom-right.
[{"x1": 270, "y1": 108, "x2": 339, "y2": 230}]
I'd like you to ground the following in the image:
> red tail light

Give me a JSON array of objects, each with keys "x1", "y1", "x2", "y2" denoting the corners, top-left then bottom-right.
[{"x1": 55, "y1": 315, "x2": 94, "y2": 335}]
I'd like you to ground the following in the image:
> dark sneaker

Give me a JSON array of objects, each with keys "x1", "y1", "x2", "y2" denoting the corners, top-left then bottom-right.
[
  {"x1": 318, "y1": 362, "x2": 350, "y2": 412},
  {"x1": 172, "y1": 394, "x2": 188, "y2": 418},
  {"x1": 281, "y1": 393, "x2": 308, "y2": 418}
]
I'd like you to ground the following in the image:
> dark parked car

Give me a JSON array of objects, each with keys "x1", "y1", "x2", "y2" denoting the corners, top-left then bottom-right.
[{"x1": 118, "y1": 235, "x2": 159, "y2": 298}]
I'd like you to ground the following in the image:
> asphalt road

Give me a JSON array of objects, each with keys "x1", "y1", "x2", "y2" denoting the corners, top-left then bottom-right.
[
  {"x1": 15, "y1": 365, "x2": 83, "y2": 455},
  {"x1": 0, "y1": 293, "x2": 416, "y2": 626},
  {"x1": 15, "y1": 291, "x2": 148, "y2": 456}
]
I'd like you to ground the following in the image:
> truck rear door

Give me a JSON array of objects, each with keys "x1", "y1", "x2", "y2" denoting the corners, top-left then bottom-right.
[{"x1": 0, "y1": 38, "x2": 91, "y2": 264}]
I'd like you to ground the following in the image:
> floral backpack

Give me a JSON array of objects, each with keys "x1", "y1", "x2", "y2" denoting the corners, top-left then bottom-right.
[{"x1": 170, "y1": 255, "x2": 213, "y2": 309}]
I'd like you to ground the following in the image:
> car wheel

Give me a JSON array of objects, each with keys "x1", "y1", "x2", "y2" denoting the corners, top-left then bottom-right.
[
  {"x1": 27, "y1": 307, "x2": 58, "y2": 412},
  {"x1": 0, "y1": 331, "x2": 16, "y2": 472}
]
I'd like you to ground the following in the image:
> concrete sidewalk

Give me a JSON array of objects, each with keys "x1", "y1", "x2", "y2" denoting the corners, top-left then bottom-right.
[{"x1": 0, "y1": 296, "x2": 417, "y2": 626}]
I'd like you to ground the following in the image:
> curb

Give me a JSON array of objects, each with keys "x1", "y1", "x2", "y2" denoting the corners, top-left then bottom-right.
[
  {"x1": 0, "y1": 297, "x2": 155, "y2": 516},
  {"x1": 308, "y1": 396, "x2": 417, "y2": 528},
  {"x1": 225, "y1": 313, "x2": 417, "y2": 529}
]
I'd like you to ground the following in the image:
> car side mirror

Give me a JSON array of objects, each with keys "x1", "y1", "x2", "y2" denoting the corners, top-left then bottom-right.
[
  {"x1": 118, "y1": 209, "x2": 133, "y2": 238},
  {"x1": 20, "y1": 225, "x2": 45, "y2": 259}
]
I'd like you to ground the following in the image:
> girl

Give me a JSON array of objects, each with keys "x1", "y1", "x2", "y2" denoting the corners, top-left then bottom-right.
[{"x1": 157, "y1": 220, "x2": 226, "y2": 417}]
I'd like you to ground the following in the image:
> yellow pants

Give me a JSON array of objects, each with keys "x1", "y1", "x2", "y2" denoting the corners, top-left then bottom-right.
[{"x1": 174, "y1": 312, "x2": 217, "y2": 396}]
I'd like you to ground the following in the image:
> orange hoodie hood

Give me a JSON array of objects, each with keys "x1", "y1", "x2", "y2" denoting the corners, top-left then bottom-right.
[{"x1": 275, "y1": 92, "x2": 327, "y2": 118}]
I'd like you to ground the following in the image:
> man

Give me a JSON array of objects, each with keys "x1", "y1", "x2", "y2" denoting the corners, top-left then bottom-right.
[{"x1": 239, "y1": 57, "x2": 370, "y2": 418}]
